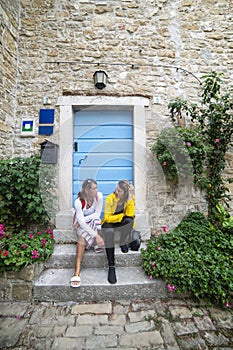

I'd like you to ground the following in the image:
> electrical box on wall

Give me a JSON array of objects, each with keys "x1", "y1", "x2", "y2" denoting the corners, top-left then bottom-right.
[{"x1": 40, "y1": 140, "x2": 58, "y2": 164}]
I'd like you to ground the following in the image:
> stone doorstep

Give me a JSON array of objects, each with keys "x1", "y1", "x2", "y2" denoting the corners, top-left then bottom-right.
[
  {"x1": 32, "y1": 242, "x2": 157, "y2": 303},
  {"x1": 33, "y1": 267, "x2": 167, "y2": 302},
  {"x1": 44, "y1": 243, "x2": 146, "y2": 269},
  {"x1": 53, "y1": 228, "x2": 148, "y2": 244}
]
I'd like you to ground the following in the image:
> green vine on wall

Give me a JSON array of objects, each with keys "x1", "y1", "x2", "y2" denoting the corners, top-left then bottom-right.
[
  {"x1": 152, "y1": 126, "x2": 207, "y2": 188},
  {"x1": 152, "y1": 72, "x2": 233, "y2": 224}
]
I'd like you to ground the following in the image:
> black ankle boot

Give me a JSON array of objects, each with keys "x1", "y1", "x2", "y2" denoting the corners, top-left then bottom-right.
[
  {"x1": 120, "y1": 244, "x2": 129, "y2": 253},
  {"x1": 108, "y1": 266, "x2": 117, "y2": 284}
]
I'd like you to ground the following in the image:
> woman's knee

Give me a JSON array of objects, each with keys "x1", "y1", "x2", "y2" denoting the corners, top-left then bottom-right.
[
  {"x1": 103, "y1": 227, "x2": 114, "y2": 237},
  {"x1": 122, "y1": 216, "x2": 134, "y2": 225}
]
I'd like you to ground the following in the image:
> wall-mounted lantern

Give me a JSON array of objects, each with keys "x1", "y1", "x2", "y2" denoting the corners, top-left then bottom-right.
[{"x1": 93, "y1": 70, "x2": 108, "y2": 89}]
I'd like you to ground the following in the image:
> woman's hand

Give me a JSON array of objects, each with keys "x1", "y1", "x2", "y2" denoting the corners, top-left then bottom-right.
[{"x1": 128, "y1": 184, "x2": 134, "y2": 200}]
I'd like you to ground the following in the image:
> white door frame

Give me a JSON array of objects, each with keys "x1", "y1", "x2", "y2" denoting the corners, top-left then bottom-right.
[{"x1": 56, "y1": 95, "x2": 151, "y2": 238}]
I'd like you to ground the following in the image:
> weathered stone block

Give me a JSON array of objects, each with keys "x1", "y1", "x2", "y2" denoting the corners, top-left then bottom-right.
[{"x1": 12, "y1": 284, "x2": 32, "y2": 302}]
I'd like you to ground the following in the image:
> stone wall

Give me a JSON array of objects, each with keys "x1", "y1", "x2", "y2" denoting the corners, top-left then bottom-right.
[
  {"x1": 0, "y1": 0, "x2": 232, "y2": 229},
  {"x1": 0, "y1": 263, "x2": 43, "y2": 302},
  {"x1": 0, "y1": 0, "x2": 20, "y2": 157}
]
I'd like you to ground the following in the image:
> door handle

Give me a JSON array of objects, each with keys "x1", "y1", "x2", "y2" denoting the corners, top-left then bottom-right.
[
  {"x1": 79, "y1": 155, "x2": 87, "y2": 165},
  {"x1": 73, "y1": 142, "x2": 78, "y2": 152}
]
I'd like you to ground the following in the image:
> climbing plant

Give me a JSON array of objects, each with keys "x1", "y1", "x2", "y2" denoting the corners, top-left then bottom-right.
[
  {"x1": 152, "y1": 126, "x2": 207, "y2": 188},
  {"x1": 153, "y1": 72, "x2": 233, "y2": 224}
]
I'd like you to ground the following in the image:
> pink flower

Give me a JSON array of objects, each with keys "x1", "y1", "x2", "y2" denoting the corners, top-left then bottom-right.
[
  {"x1": 41, "y1": 239, "x2": 47, "y2": 247},
  {"x1": 37, "y1": 231, "x2": 42, "y2": 235},
  {"x1": 0, "y1": 230, "x2": 5, "y2": 239},
  {"x1": 215, "y1": 138, "x2": 220, "y2": 143},
  {"x1": 151, "y1": 261, "x2": 155, "y2": 267},
  {"x1": 187, "y1": 142, "x2": 192, "y2": 147},
  {"x1": 163, "y1": 161, "x2": 167, "y2": 166},
  {"x1": 226, "y1": 301, "x2": 231, "y2": 308},
  {"x1": 167, "y1": 284, "x2": 176, "y2": 292},
  {"x1": 32, "y1": 250, "x2": 39, "y2": 259},
  {"x1": 0, "y1": 224, "x2": 5, "y2": 231},
  {"x1": 149, "y1": 275, "x2": 153, "y2": 280},
  {"x1": 46, "y1": 228, "x2": 53, "y2": 235},
  {"x1": 3, "y1": 250, "x2": 9, "y2": 257},
  {"x1": 50, "y1": 235, "x2": 55, "y2": 240},
  {"x1": 22, "y1": 244, "x2": 27, "y2": 249},
  {"x1": 158, "y1": 246, "x2": 161, "y2": 250},
  {"x1": 29, "y1": 234, "x2": 34, "y2": 240},
  {"x1": 162, "y1": 226, "x2": 168, "y2": 233}
]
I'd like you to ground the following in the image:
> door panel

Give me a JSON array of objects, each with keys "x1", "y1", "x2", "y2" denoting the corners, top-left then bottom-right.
[
  {"x1": 74, "y1": 139, "x2": 132, "y2": 153},
  {"x1": 73, "y1": 110, "x2": 133, "y2": 204},
  {"x1": 74, "y1": 125, "x2": 132, "y2": 139},
  {"x1": 73, "y1": 153, "x2": 132, "y2": 167}
]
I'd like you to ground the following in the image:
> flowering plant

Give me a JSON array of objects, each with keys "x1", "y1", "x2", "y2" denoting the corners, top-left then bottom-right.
[
  {"x1": 0, "y1": 156, "x2": 55, "y2": 232},
  {"x1": 166, "y1": 72, "x2": 233, "y2": 224},
  {"x1": 141, "y1": 212, "x2": 233, "y2": 308},
  {"x1": 0, "y1": 224, "x2": 55, "y2": 272}
]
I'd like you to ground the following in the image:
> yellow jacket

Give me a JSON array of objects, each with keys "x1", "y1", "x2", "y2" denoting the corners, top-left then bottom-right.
[{"x1": 102, "y1": 192, "x2": 135, "y2": 224}]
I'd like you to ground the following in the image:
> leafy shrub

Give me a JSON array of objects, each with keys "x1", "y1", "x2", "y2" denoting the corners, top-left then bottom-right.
[
  {"x1": 141, "y1": 212, "x2": 233, "y2": 308},
  {"x1": 0, "y1": 156, "x2": 50, "y2": 231},
  {"x1": 0, "y1": 224, "x2": 55, "y2": 272},
  {"x1": 215, "y1": 203, "x2": 233, "y2": 232}
]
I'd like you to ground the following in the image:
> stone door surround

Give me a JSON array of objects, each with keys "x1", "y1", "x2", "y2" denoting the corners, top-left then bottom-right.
[{"x1": 56, "y1": 95, "x2": 151, "y2": 237}]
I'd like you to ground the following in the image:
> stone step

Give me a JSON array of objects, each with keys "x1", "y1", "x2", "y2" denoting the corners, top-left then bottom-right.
[
  {"x1": 44, "y1": 243, "x2": 146, "y2": 269},
  {"x1": 53, "y1": 229, "x2": 77, "y2": 243},
  {"x1": 53, "y1": 228, "x2": 148, "y2": 244},
  {"x1": 33, "y1": 266, "x2": 166, "y2": 302}
]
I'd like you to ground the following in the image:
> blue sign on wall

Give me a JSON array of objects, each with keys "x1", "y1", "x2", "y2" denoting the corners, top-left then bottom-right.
[
  {"x1": 38, "y1": 109, "x2": 54, "y2": 135},
  {"x1": 20, "y1": 119, "x2": 35, "y2": 137},
  {"x1": 38, "y1": 126, "x2": 54, "y2": 135},
  {"x1": 39, "y1": 109, "x2": 54, "y2": 124}
]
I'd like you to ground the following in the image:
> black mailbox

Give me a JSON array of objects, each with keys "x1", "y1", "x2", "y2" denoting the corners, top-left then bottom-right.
[{"x1": 40, "y1": 140, "x2": 58, "y2": 164}]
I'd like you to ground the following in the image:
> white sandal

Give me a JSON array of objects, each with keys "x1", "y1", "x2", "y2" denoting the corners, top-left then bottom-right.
[
  {"x1": 70, "y1": 275, "x2": 81, "y2": 288},
  {"x1": 94, "y1": 245, "x2": 103, "y2": 254}
]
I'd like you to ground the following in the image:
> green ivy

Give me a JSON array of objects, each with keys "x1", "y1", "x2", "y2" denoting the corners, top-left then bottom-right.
[
  {"x1": 141, "y1": 212, "x2": 233, "y2": 308},
  {"x1": 152, "y1": 126, "x2": 207, "y2": 187},
  {"x1": 0, "y1": 156, "x2": 50, "y2": 231}
]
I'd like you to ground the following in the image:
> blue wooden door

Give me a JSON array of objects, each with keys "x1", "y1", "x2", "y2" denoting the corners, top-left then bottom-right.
[{"x1": 73, "y1": 110, "x2": 133, "y2": 205}]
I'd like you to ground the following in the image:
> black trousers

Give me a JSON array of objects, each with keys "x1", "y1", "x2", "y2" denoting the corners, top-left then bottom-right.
[{"x1": 102, "y1": 216, "x2": 134, "y2": 249}]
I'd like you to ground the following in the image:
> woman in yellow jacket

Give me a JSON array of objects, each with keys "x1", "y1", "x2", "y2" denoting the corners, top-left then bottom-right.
[{"x1": 102, "y1": 180, "x2": 135, "y2": 284}]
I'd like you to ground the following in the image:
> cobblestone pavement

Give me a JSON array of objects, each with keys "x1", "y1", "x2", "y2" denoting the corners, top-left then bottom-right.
[{"x1": 0, "y1": 298, "x2": 232, "y2": 350}]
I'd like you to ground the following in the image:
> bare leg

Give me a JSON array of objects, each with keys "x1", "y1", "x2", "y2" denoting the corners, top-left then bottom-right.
[{"x1": 71, "y1": 236, "x2": 86, "y2": 287}]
